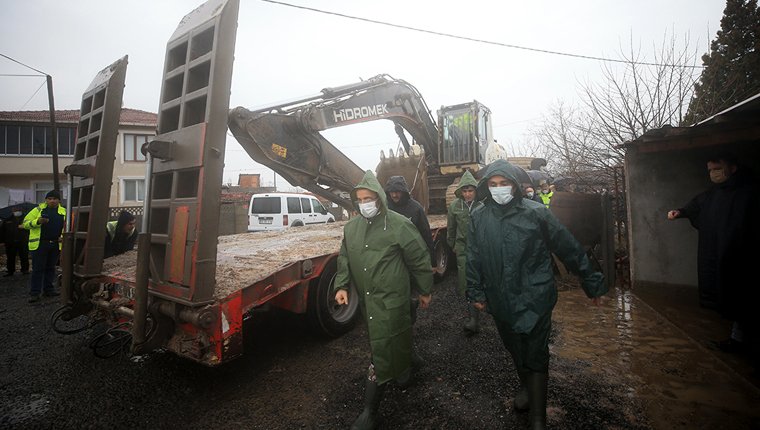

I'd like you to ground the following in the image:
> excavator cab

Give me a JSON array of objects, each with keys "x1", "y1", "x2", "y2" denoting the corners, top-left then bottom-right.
[{"x1": 438, "y1": 101, "x2": 493, "y2": 175}]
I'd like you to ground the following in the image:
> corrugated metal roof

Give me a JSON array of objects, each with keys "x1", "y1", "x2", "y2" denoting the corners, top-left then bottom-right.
[
  {"x1": 622, "y1": 91, "x2": 760, "y2": 149},
  {"x1": 0, "y1": 108, "x2": 157, "y2": 127}
]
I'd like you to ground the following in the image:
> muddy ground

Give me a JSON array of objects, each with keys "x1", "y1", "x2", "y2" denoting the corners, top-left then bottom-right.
[{"x1": 1, "y1": 261, "x2": 759, "y2": 429}]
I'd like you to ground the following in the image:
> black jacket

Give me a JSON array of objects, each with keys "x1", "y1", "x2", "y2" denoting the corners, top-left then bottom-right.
[
  {"x1": 678, "y1": 169, "x2": 759, "y2": 320},
  {"x1": 1, "y1": 215, "x2": 29, "y2": 246},
  {"x1": 385, "y1": 176, "x2": 435, "y2": 261}
]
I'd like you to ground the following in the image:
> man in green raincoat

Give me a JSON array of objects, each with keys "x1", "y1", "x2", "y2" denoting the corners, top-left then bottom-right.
[
  {"x1": 466, "y1": 159, "x2": 606, "y2": 430},
  {"x1": 446, "y1": 170, "x2": 483, "y2": 334},
  {"x1": 334, "y1": 170, "x2": 433, "y2": 430}
]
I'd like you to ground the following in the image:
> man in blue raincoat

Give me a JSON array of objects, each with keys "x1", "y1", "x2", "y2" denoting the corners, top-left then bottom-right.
[
  {"x1": 467, "y1": 159, "x2": 606, "y2": 430},
  {"x1": 334, "y1": 170, "x2": 433, "y2": 430}
]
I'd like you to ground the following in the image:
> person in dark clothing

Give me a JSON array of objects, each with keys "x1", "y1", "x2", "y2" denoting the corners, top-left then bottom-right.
[
  {"x1": 384, "y1": 175, "x2": 434, "y2": 369},
  {"x1": 104, "y1": 211, "x2": 137, "y2": 258},
  {"x1": 667, "y1": 154, "x2": 759, "y2": 354},
  {"x1": 384, "y1": 176, "x2": 435, "y2": 261},
  {"x1": 2, "y1": 206, "x2": 30, "y2": 276},
  {"x1": 23, "y1": 190, "x2": 66, "y2": 303},
  {"x1": 467, "y1": 160, "x2": 606, "y2": 430},
  {"x1": 523, "y1": 185, "x2": 543, "y2": 204}
]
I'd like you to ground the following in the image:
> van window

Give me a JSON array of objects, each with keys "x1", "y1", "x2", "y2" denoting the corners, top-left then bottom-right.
[
  {"x1": 252, "y1": 197, "x2": 281, "y2": 214},
  {"x1": 287, "y1": 197, "x2": 301, "y2": 214},
  {"x1": 311, "y1": 199, "x2": 325, "y2": 213},
  {"x1": 301, "y1": 197, "x2": 312, "y2": 213}
]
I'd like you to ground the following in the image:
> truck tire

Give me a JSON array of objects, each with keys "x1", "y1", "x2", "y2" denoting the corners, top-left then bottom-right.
[
  {"x1": 433, "y1": 237, "x2": 451, "y2": 284},
  {"x1": 307, "y1": 258, "x2": 358, "y2": 337}
]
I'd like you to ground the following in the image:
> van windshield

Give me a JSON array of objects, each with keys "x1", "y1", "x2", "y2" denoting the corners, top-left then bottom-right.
[{"x1": 252, "y1": 197, "x2": 281, "y2": 214}]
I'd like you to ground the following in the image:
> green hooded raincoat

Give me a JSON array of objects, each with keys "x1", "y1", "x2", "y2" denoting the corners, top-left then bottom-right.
[
  {"x1": 466, "y1": 160, "x2": 606, "y2": 334},
  {"x1": 446, "y1": 170, "x2": 482, "y2": 295},
  {"x1": 335, "y1": 171, "x2": 433, "y2": 384}
]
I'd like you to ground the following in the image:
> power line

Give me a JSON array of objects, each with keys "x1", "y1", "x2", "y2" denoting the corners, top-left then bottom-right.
[
  {"x1": 0, "y1": 73, "x2": 45, "y2": 77},
  {"x1": 0, "y1": 53, "x2": 47, "y2": 75},
  {"x1": 19, "y1": 79, "x2": 47, "y2": 110},
  {"x1": 261, "y1": 0, "x2": 704, "y2": 69}
]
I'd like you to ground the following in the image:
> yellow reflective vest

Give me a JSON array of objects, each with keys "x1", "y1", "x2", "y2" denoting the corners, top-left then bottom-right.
[
  {"x1": 539, "y1": 191, "x2": 553, "y2": 208},
  {"x1": 22, "y1": 202, "x2": 67, "y2": 250}
]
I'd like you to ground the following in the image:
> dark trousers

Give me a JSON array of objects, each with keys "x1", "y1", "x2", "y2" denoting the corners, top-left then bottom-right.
[
  {"x1": 494, "y1": 312, "x2": 552, "y2": 373},
  {"x1": 6, "y1": 243, "x2": 29, "y2": 274},
  {"x1": 29, "y1": 241, "x2": 59, "y2": 296}
]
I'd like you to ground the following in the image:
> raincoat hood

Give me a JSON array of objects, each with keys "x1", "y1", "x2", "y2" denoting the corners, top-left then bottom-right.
[
  {"x1": 351, "y1": 170, "x2": 388, "y2": 216},
  {"x1": 385, "y1": 175, "x2": 411, "y2": 205},
  {"x1": 476, "y1": 159, "x2": 524, "y2": 203},
  {"x1": 454, "y1": 170, "x2": 479, "y2": 199}
]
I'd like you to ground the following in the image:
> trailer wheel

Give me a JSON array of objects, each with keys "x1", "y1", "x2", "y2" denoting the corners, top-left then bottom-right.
[
  {"x1": 433, "y1": 237, "x2": 450, "y2": 284},
  {"x1": 307, "y1": 259, "x2": 358, "y2": 337}
]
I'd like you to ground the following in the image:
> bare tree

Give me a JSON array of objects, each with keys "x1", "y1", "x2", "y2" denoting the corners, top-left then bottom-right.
[{"x1": 531, "y1": 32, "x2": 700, "y2": 186}]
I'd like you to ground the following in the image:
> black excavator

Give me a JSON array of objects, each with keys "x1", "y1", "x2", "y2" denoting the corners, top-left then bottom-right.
[{"x1": 227, "y1": 73, "x2": 547, "y2": 215}]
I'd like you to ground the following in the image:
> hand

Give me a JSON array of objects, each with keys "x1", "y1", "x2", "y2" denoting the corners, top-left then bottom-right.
[
  {"x1": 418, "y1": 294, "x2": 432, "y2": 309},
  {"x1": 17, "y1": 224, "x2": 24, "y2": 229},
  {"x1": 590, "y1": 296, "x2": 604, "y2": 306},
  {"x1": 38, "y1": 217, "x2": 49, "y2": 225},
  {"x1": 335, "y1": 290, "x2": 348, "y2": 305},
  {"x1": 667, "y1": 210, "x2": 680, "y2": 220},
  {"x1": 473, "y1": 302, "x2": 486, "y2": 311}
]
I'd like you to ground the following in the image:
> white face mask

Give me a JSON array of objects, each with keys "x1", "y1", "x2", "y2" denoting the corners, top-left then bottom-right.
[
  {"x1": 526, "y1": 191, "x2": 534, "y2": 199},
  {"x1": 359, "y1": 200, "x2": 379, "y2": 218},
  {"x1": 489, "y1": 186, "x2": 513, "y2": 205},
  {"x1": 13, "y1": 211, "x2": 22, "y2": 217}
]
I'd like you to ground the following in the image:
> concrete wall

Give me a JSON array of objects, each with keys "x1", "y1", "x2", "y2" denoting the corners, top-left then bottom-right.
[
  {"x1": 218, "y1": 202, "x2": 249, "y2": 235},
  {"x1": 626, "y1": 140, "x2": 760, "y2": 287},
  {"x1": 0, "y1": 155, "x2": 74, "y2": 175}
]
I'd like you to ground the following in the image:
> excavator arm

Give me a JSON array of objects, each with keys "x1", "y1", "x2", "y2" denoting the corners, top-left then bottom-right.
[{"x1": 228, "y1": 74, "x2": 439, "y2": 210}]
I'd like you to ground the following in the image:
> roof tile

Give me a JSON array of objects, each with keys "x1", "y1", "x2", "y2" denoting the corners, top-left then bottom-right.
[{"x1": 0, "y1": 108, "x2": 157, "y2": 126}]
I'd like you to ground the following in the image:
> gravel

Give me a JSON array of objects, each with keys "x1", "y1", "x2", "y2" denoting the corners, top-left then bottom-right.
[{"x1": 0, "y1": 267, "x2": 654, "y2": 430}]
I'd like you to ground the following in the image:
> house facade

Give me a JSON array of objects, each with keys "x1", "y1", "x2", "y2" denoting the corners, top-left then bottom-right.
[{"x1": 0, "y1": 108, "x2": 156, "y2": 208}]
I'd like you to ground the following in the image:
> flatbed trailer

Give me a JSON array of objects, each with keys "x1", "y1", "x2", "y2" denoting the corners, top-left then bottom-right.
[
  {"x1": 84, "y1": 217, "x2": 448, "y2": 366},
  {"x1": 54, "y1": 0, "x2": 454, "y2": 367}
]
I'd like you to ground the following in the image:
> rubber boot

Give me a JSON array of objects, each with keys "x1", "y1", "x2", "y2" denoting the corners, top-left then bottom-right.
[
  {"x1": 513, "y1": 370, "x2": 529, "y2": 411},
  {"x1": 411, "y1": 346, "x2": 425, "y2": 369},
  {"x1": 351, "y1": 379, "x2": 385, "y2": 430},
  {"x1": 527, "y1": 372, "x2": 548, "y2": 430},
  {"x1": 463, "y1": 303, "x2": 480, "y2": 335}
]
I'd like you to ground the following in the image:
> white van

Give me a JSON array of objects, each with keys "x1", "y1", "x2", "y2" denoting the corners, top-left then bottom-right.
[{"x1": 248, "y1": 193, "x2": 335, "y2": 232}]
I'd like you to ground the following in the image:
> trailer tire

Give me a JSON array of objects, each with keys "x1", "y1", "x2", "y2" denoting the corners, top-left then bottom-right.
[
  {"x1": 307, "y1": 258, "x2": 358, "y2": 337},
  {"x1": 433, "y1": 237, "x2": 451, "y2": 284}
]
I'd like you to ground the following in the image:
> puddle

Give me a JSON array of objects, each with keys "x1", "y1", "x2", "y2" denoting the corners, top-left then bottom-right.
[{"x1": 552, "y1": 284, "x2": 760, "y2": 429}]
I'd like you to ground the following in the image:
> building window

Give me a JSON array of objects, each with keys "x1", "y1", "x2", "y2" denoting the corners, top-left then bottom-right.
[
  {"x1": 34, "y1": 181, "x2": 68, "y2": 203},
  {"x1": 123, "y1": 179, "x2": 145, "y2": 202},
  {"x1": 124, "y1": 134, "x2": 149, "y2": 161},
  {"x1": 0, "y1": 125, "x2": 76, "y2": 155}
]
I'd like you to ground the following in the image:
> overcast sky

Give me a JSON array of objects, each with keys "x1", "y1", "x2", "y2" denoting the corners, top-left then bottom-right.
[{"x1": 1, "y1": 0, "x2": 726, "y2": 189}]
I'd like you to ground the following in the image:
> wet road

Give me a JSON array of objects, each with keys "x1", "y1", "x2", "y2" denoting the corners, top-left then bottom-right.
[
  {"x1": 1, "y1": 268, "x2": 759, "y2": 429},
  {"x1": 552, "y1": 283, "x2": 760, "y2": 429}
]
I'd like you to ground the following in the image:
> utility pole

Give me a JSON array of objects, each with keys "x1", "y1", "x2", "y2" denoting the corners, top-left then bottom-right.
[{"x1": 46, "y1": 74, "x2": 60, "y2": 193}]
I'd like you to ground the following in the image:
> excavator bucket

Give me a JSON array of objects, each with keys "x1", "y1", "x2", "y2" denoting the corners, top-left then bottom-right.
[
  {"x1": 228, "y1": 107, "x2": 364, "y2": 211},
  {"x1": 375, "y1": 145, "x2": 429, "y2": 213}
]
